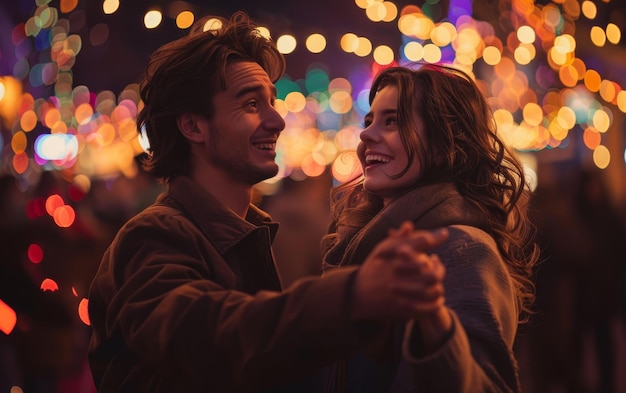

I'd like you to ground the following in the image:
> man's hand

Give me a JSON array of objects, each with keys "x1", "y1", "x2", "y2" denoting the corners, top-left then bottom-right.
[{"x1": 352, "y1": 222, "x2": 449, "y2": 320}]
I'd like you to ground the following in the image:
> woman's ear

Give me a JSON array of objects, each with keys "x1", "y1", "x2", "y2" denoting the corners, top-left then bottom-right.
[{"x1": 177, "y1": 113, "x2": 207, "y2": 143}]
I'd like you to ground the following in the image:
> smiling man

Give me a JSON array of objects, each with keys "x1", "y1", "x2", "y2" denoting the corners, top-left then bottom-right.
[{"x1": 86, "y1": 11, "x2": 450, "y2": 393}]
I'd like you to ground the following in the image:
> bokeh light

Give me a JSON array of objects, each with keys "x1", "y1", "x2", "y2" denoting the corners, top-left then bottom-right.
[
  {"x1": 305, "y1": 33, "x2": 326, "y2": 54},
  {"x1": 28, "y1": 243, "x2": 44, "y2": 263},
  {"x1": 0, "y1": 299, "x2": 17, "y2": 335},
  {"x1": 176, "y1": 11, "x2": 195, "y2": 29},
  {"x1": 144, "y1": 10, "x2": 163, "y2": 29},
  {"x1": 277, "y1": 34, "x2": 297, "y2": 54},
  {"x1": 40, "y1": 278, "x2": 59, "y2": 292}
]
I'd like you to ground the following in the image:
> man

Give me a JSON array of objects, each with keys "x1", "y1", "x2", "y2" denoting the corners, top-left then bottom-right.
[{"x1": 87, "y1": 11, "x2": 448, "y2": 392}]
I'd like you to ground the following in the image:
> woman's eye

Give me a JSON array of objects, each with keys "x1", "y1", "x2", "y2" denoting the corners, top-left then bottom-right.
[{"x1": 386, "y1": 118, "x2": 397, "y2": 125}]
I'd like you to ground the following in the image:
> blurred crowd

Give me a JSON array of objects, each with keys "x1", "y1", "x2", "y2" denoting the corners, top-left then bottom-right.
[{"x1": 517, "y1": 162, "x2": 626, "y2": 393}]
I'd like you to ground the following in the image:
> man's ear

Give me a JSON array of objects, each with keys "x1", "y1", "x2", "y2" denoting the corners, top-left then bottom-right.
[{"x1": 177, "y1": 113, "x2": 207, "y2": 143}]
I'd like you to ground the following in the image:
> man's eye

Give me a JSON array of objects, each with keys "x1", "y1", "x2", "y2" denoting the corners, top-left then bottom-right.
[{"x1": 246, "y1": 100, "x2": 258, "y2": 108}]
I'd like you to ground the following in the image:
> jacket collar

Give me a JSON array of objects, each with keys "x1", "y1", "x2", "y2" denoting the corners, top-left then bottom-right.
[
  {"x1": 380, "y1": 182, "x2": 490, "y2": 231},
  {"x1": 157, "y1": 176, "x2": 279, "y2": 254},
  {"x1": 335, "y1": 182, "x2": 490, "y2": 268}
]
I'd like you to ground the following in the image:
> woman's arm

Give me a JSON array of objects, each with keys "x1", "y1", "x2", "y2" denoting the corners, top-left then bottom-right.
[{"x1": 402, "y1": 225, "x2": 521, "y2": 393}]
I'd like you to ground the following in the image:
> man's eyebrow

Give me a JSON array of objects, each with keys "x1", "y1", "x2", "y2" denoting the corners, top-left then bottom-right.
[{"x1": 234, "y1": 84, "x2": 277, "y2": 99}]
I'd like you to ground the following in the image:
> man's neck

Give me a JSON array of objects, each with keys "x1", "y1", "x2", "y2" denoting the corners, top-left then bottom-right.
[{"x1": 190, "y1": 170, "x2": 252, "y2": 219}]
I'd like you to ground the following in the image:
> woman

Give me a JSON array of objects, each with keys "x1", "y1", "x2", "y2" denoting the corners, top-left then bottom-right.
[{"x1": 321, "y1": 64, "x2": 539, "y2": 392}]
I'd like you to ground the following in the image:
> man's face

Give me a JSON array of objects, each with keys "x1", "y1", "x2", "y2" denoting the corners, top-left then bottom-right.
[{"x1": 199, "y1": 61, "x2": 285, "y2": 186}]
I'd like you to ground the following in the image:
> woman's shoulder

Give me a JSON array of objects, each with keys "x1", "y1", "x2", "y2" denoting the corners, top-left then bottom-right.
[
  {"x1": 437, "y1": 224, "x2": 505, "y2": 271},
  {"x1": 446, "y1": 224, "x2": 497, "y2": 247}
]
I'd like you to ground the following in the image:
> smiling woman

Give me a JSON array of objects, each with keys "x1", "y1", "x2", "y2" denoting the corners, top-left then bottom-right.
[
  {"x1": 321, "y1": 63, "x2": 540, "y2": 392},
  {"x1": 358, "y1": 85, "x2": 428, "y2": 204}
]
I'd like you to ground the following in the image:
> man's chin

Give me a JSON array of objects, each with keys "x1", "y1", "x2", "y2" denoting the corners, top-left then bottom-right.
[{"x1": 252, "y1": 165, "x2": 280, "y2": 184}]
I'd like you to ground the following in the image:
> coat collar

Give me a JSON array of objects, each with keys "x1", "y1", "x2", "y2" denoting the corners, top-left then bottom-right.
[
  {"x1": 379, "y1": 182, "x2": 490, "y2": 231},
  {"x1": 333, "y1": 182, "x2": 490, "y2": 268},
  {"x1": 157, "y1": 176, "x2": 279, "y2": 254}
]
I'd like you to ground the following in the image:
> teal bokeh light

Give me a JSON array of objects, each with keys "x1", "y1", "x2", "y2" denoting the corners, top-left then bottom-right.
[
  {"x1": 305, "y1": 66, "x2": 330, "y2": 94},
  {"x1": 275, "y1": 76, "x2": 301, "y2": 100}
]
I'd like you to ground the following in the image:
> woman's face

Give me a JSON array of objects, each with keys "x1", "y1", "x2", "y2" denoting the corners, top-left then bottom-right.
[{"x1": 357, "y1": 85, "x2": 427, "y2": 205}]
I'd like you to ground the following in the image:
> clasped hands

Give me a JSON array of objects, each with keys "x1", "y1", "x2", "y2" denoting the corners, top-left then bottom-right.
[{"x1": 352, "y1": 221, "x2": 449, "y2": 321}]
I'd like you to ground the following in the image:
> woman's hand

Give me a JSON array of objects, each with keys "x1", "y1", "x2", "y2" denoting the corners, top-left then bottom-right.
[
  {"x1": 387, "y1": 222, "x2": 454, "y2": 353},
  {"x1": 351, "y1": 221, "x2": 449, "y2": 320}
]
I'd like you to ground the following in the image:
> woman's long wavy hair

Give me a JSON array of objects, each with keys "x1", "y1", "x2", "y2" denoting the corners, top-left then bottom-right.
[
  {"x1": 325, "y1": 64, "x2": 539, "y2": 323},
  {"x1": 136, "y1": 11, "x2": 285, "y2": 183}
]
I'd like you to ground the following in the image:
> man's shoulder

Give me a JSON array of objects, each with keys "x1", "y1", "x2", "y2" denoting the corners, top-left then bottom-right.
[
  {"x1": 129, "y1": 200, "x2": 183, "y2": 222},
  {"x1": 115, "y1": 201, "x2": 192, "y2": 239}
]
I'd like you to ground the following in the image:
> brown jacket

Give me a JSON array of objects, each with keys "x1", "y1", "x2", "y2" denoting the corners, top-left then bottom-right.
[{"x1": 88, "y1": 176, "x2": 379, "y2": 393}]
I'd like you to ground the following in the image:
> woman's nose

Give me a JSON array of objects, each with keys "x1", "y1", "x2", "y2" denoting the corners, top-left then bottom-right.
[{"x1": 359, "y1": 125, "x2": 377, "y2": 142}]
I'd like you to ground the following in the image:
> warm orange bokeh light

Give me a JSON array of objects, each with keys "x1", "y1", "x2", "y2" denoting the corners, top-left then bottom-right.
[
  {"x1": 45, "y1": 194, "x2": 64, "y2": 216},
  {"x1": 583, "y1": 127, "x2": 602, "y2": 149},
  {"x1": 0, "y1": 298, "x2": 17, "y2": 335},
  {"x1": 60, "y1": 0, "x2": 79, "y2": 13},
  {"x1": 78, "y1": 298, "x2": 90, "y2": 326},
  {"x1": 40, "y1": 278, "x2": 59, "y2": 292},
  {"x1": 53, "y1": 205, "x2": 76, "y2": 227},
  {"x1": 12, "y1": 152, "x2": 29, "y2": 174}
]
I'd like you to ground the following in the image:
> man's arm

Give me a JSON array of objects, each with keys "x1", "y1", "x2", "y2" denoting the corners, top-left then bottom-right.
[{"x1": 90, "y1": 215, "x2": 449, "y2": 390}]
